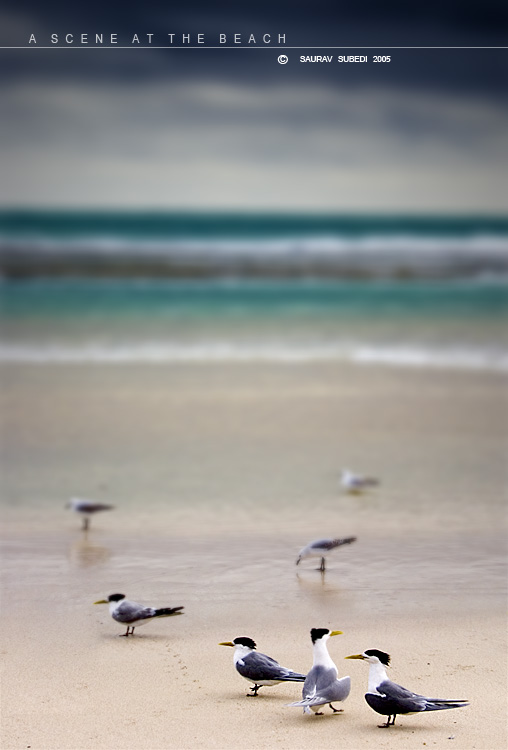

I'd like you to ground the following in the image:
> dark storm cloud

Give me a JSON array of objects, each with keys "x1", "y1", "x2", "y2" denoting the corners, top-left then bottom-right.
[
  {"x1": 0, "y1": 1, "x2": 506, "y2": 210},
  {"x1": 0, "y1": 0, "x2": 507, "y2": 98}
]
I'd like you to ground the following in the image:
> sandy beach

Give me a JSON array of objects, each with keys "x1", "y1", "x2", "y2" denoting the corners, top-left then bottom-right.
[{"x1": 1, "y1": 361, "x2": 507, "y2": 749}]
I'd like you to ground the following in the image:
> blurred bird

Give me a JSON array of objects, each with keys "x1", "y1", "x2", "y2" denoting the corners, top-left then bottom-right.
[
  {"x1": 67, "y1": 497, "x2": 114, "y2": 530},
  {"x1": 219, "y1": 636, "x2": 306, "y2": 696},
  {"x1": 94, "y1": 593, "x2": 184, "y2": 636},
  {"x1": 345, "y1": 649, "x2": 469, "y2": 727},
  {"x1": 287, "y1": 628, "x2": 350, "y2": 715},
  {"x1": 340, "y1": 469, "x2": 379, "y2": 494},
  {"x1": 296, "y1": 537, "x2": 357, "y2": 571}
]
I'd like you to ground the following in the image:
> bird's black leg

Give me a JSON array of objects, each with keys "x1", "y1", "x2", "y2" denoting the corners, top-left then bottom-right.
[
  {"x1": 378, "y1": 715, "x2": 393, "y2": 728},
  {"x1": 82, "y1": 517, "x2": 89, "y2": 531},
  {"x1": 247, "y1": 684, "x2": 261, "y2": 697},
  {"x1": 319, "y1": 557, "x2": 326, "y2": 572},
  {"x1": 329, "y1": 704, "x2": 343, "y2": 713}
]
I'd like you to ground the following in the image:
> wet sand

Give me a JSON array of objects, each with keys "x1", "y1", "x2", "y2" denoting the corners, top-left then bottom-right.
[{"x1": 1, "y1": 362, "x2": 507, "y2": 749}]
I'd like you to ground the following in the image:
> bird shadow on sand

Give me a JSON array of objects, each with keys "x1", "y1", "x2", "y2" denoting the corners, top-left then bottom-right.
[
  {"x1": 295, "y1": 571, "x2": 343, "y2": 592},
  {"x1": 67, "y1": 533, "x2": 111, "y2": 567}
]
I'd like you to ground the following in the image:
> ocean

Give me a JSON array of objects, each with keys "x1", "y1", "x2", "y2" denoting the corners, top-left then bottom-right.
[{"x1": 1, "y1": 210, "x2": 507, "y2": 371}]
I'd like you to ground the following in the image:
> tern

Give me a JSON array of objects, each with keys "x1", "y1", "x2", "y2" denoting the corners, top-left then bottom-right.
[
  {"x1": 345, "y1": 649, "x2": 469, "y2": 727},
  {"x1": 288, "y1": 628, "x2": 350, "y2": 715},
  {"x1": 67, "y1": 497, "x2": 114, "y2": 530},
  {"x1": 296, "y1": 536, "x2": 357, "y2": 571},
  {"x1": 94, "y1": 593, "x2": 184, "y2": 636},
  {"x1": 219, "y1": 636, "x2": 306, "y2": 696},
  {"x1": 340, "y1": 469, "x2": 379, "y2": 494}
]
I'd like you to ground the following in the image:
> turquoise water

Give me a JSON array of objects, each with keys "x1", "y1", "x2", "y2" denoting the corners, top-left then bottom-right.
[
  {"x1": 1, "y1": 277, "x2": 506, "y2": 370},
  {"x1": 2, "y1": 210, "x2": 508, "y2": 240},
  {"x1": 2, "y1": 277, "x2": 507, "y2": 319},
  {"x1": 1, "y1": 211, "x2": 506, "y2": 369}
]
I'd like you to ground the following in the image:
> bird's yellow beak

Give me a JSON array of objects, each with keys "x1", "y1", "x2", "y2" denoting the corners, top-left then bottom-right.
[
  {"x1": 219, "y1": 641, "x2": 234, "y2": 647},
  {"x1": 94, "y1": 599, "x2": 108, "y2": 605},
  {"x1": 329, "y1": 630, "x2": 343, "y2": 637},
  {"x1": 345, "y1": 653, "x2": 364, "y2": 659}
]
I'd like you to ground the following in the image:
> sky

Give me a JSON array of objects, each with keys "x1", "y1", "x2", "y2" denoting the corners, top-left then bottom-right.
[{"x1": 1, "y1": 1, "x2": 507, "y2": 213}]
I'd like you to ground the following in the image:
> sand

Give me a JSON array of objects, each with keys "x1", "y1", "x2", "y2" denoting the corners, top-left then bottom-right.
[{"x1": 1, "y1": 362, "x2": 507, "y2": 749}]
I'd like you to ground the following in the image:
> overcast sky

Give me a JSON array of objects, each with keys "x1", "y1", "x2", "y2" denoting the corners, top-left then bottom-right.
[{"x1": 1, "y1": 1, "x2": 507, "y2": 212}]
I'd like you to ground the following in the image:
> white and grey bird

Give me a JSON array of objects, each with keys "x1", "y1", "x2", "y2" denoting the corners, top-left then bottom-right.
[
  {"x1": 345, "y1": 649, "x2": 469, "y2": 727},
  {"x1": 296, "y1": 536, "x2": 357, "y2": 571},
  {"x1": 67, "y1": 497, "x2": 114, "y2": 530},
  {"x1": 94, "y1": 593, "x2": 184, "y2": 636},
  {"x1": 219, "y1": 636, "x2": 306, "y2": 696},
  {"x1": 340, "y1": 469, "x2": 379, "y2": 494},
  {"x1": 287, "y1": 628, "x2": 351, "y2": 715}
]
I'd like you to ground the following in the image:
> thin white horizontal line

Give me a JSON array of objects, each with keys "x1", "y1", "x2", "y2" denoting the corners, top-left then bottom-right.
[{"x1": 1, "y1": 46, "x2": 507, "y2": 50}]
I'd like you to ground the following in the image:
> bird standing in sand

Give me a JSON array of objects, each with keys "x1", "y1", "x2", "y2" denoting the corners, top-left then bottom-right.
[
  {"x1": 219, "y1": 636, "x2": 306, "y2": 696},
  {"x1": 94, "y1": 593, "x2": 184, "y2": 636},
  {"x1": 296, "y1": 536, "x2": 357, "y2": 571},
  {"x1": 345, "y1": 649, "x2": 469, "y2": 727},
  {"x1": 67, "y1": 497, "x2": 114, "y2": 530},
  {"x1": 288, "y1": 628, "x2": 350, "y2": 715},
  {"x1": 340, "y1": 469, "x2": 379, "y2": 494}
]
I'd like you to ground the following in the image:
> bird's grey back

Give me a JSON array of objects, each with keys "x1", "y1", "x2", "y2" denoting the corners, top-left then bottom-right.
[
  {"x1": 237, "y1": 651, "x2": 305, "y2": 682},
  {"x1": 112, "y1": 601, "x2": 155, "y2": 624}
]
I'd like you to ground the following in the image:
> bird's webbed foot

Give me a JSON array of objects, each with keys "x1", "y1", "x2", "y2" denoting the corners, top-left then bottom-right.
[{"x1": 247, "y1": 685, "x2": 260, "y2": 697}]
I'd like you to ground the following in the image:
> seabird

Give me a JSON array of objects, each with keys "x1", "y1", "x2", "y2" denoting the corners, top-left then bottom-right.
[
  {"x1": 67, "y1": 497, "x2": 114, "y2": 530},
  {"x1": 219, "y1": 636, "x2": 306, "y2": 696},
  {"x1": 345, "y1": 649, "x2": 469, "y2": 727},
  {"x1": 94, "y1": 593, "x2": 184, "y2": 636},
  {"x1": 287, "y1": 628, "x2": 350, "y2": 715},
  {"x1": 340, "y1": 469, "x2": 379, "y2": 494},
  {"x1": 296, "y1": 536, "x2": 357, "y2": 571}
]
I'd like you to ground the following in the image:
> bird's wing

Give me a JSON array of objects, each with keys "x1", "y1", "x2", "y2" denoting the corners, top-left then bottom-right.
[
  {"x1": 375, "y1": 680, "x2": 427, "y2": 712},
  {"x1": 73, "y1": 500, "x2": 113, "y2": 512},
  {"x1": 310, "y1": 539, "x2": 335, "y2": 550},
  {"x1": 323, "y1": 675, "x2": 351, "y2": 702},
  {"x1": 300, "y1": 665, "x2": 339, "y2": 703},
  {"x1": 288, "y1": 670, "x2": 350, "y2": 707},
  {"x1": 314, "y1": 537, "x2": 356, "y2": 550},
  {"x1": 114, "y1": 601, "x2": 156, "y2": 624},
  {"x1": 237, "y1": 652, "x2": 304, "y2": 682}
]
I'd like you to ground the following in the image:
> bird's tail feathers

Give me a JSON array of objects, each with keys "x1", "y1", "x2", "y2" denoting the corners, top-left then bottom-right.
[
  {"x1": 282, "y1": 673, "x2": 306, "y2": 682},
  {"x1": 424, "y1": 699, "x2": 469, "y2": 712},
  {"x1": 332, "y1": 536, "x2": 357, "y2": 547},
  {"x1": 154, "y1": 606, "x2": 184, "y2": 618},
  {"x1": 286, "y1": 695, "x2": 319, "y2": 707},
  {"x1": 363, "y1": 478, "x2": 379, "y2": 486}
]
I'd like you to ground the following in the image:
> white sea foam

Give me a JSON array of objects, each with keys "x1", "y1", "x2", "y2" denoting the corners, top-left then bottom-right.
[
  {"x1": 2, "y1": 233, "x2": 508, "y2": 258},
  {"x1": 0, "y1": 341, "x2": 506, "y2": 371}
]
